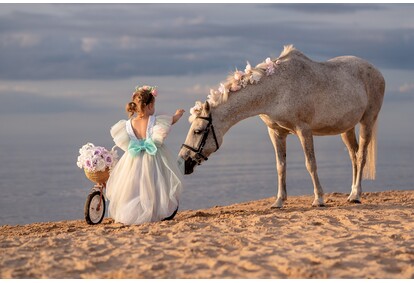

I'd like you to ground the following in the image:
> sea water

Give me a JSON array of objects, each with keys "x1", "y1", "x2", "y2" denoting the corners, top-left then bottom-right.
[{"x1": 0, "y1": 96, "x2": 413, "y2": 225}]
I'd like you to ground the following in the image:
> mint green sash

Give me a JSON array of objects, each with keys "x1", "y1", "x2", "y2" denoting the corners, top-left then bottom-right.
[{"x1": 128, "y1": 138, "x2": 157, "y2": 156}]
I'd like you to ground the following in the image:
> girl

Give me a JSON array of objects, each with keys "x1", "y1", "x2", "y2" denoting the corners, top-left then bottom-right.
[{"x1": 106, "y1": 85, "x2": 185, "y2": 225}]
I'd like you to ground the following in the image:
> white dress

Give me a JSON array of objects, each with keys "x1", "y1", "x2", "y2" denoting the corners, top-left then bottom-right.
[{"x1": 106, "y1": 115, "x2": 183, "y2": 225}]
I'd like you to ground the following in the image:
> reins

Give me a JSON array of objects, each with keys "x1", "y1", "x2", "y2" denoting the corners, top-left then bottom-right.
[{"x1": 181, "y1": 114, "x2": 220, "y2": 164}]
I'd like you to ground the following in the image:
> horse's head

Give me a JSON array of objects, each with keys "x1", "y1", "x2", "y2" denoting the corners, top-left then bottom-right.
[{"x1": 179, "y1": 101, "x2": 222, "y2": 174}]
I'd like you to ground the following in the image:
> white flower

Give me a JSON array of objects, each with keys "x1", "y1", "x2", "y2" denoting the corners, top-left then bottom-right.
[
  {"x1": 230, "y1": 82, "x2": 241, "y2": 92},
  {"x1": 266, "y1": 67, "x2": 275, "y2": 76},
  {"x1": 190, "y1": 101, "x2": 203, "y2": 116},
  {"x1": 76, "y1": 157, "x2": 83, "y2": 169},
  {"x1": 249, "y1": 70, "x2": 262, "y2": 84},
  {"x1": 218, "y1": 83, "x2": 228, "y2": 95},
  {"x1": 244, "y1": 61, "x2": 252, "y2": 74},
  {"x1": 234, "y1": 70, "x2": 244, "y2": 81},
  {"x1": 77, "y1": 143, "x2": 119, "y2": 172},
  {"x1": 191, "y1": 56, "x2": 281, "y2": 111},
  {"x1": 96, "y1": 159, "x2": 107, "y2": 172},
  {"x1": 244, "y1": 61, "x2": 262, "y2": 84},
  {"x1": 264, "y1": 58, "x2": 276, "y2": 76},
  {"x1": 240, "y1": 77, "x2": 249, "y2": 88},
  {"x1": 218, "y1": 83, "x2": 229, "y2": 101},
  {"x1": 207, "y1": 89, "x2": 221, "y2": 106}
]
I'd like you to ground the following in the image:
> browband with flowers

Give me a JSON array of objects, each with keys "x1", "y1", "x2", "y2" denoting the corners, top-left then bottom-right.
[
  {"x1": 133, "y1": 85, "x2": 158, "y2": 98},
  {"x1": 189, "y1": 55, "x2": 282, "y2": 121}
]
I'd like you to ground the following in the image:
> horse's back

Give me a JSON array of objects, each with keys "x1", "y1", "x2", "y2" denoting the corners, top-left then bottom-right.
[
  {"x1": 264, "y1": 50, "x2": 385, "y2": 135},
  {"x1": 327, "y1": 55, "x2": 385, "y2": 101},
  {"x1": 285, "y1": 53, "x2": 384, "y2": 135},
  {"x1": 327, "y1": 55, "x2": 385, "y2": 122}
]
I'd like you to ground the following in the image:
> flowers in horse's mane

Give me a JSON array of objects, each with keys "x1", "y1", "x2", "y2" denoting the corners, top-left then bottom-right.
[
  {"x1": 208, "y1": 57, "x2": 279, "y2": 107},
  {"x1": 190, "y1": 101, "x2": 203, "y2": 116},
  {"x1": 133, "y1": 85, "x2": 158, "y2": 98},
  {"x1": 264, "y1": 58, "x2": 276, "y2": 76},
  {"x1": 189, "y1": 56, "x2": 280, "y2": 123},
  {"x1": 189, "y1": 101, "x2": 203, "y2": 123}
]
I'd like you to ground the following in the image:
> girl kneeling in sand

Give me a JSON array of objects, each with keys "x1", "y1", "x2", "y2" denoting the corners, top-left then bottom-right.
[{"x1": 106, "y1": 85, "x2": 185, "y2": 225}]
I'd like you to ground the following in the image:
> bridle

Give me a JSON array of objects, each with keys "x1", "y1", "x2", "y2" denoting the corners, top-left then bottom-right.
[{"x1": 181, "y1": 114, "x2": 220, "y2": 164}]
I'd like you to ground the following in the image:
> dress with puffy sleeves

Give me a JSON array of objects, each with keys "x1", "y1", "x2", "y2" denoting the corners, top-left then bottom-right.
[{"x1": 106, "y1": 115, "x2": 183, "y2": 225}]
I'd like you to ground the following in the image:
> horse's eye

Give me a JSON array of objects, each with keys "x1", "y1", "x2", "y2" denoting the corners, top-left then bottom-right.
[{"x1": 194, "y1": 129, "x2": 202, "y2": 135}]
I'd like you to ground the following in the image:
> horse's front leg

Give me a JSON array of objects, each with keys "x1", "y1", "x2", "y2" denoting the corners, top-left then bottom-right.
[
  {"x1": 296, "y1": 126, "x2": 325, "y2": 207},
  {"x1": 267, "y1": 127, "x2": 288, "y2": 208}
]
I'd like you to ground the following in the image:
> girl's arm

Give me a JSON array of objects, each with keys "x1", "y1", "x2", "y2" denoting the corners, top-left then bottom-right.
[{"x1": 172, "y1": 109, "x2": 185, "y2": 125}]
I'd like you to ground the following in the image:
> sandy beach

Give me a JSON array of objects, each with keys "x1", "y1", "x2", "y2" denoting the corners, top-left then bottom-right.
[{"x1": 1, "y1": 190, "x2": 413, "y2": 279}]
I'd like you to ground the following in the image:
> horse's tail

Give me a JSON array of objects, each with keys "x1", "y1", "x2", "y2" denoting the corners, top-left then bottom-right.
[{"x1": 363, "y1": 120, "x2": 378, "y2": 180}]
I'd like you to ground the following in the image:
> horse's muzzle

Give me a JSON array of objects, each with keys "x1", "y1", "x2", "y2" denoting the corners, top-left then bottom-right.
[{"x1": 184, "y1": 158, "x2": 198, "y2": 175}]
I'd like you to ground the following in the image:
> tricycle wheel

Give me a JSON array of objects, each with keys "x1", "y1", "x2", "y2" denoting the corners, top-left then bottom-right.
[{"x1": 84, "y1": 190, "x2": 106, "y2": 225}]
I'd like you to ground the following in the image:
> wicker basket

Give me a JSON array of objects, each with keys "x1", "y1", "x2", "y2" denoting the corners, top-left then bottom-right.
[{"x1": 84, "y1": 168, "x2": 110, "y2": 184}]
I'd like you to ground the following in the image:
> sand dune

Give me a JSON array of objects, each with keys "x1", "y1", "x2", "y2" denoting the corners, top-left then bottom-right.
[{"x1": 1, "y1": 190, "x2": 413, "y2": 278}]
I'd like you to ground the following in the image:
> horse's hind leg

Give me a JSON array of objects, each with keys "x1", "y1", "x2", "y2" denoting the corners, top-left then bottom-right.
[
  {"x1": 349, "y1": 122, "x2": 375, "y2": 203},
  {"x1": 267, "y1": 127, "x2": 288, "y2": 208},
  {"x1": 341, "y1": 128, "x2": 359, "y2": 202},
  {"x1": 296, "y1": 126, "x2": 325, "y2": 207}
]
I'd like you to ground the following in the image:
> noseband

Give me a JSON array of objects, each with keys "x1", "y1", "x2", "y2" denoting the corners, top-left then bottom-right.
[{"x1": 181, "y1": 114, "x2": 220, "y2": 164}]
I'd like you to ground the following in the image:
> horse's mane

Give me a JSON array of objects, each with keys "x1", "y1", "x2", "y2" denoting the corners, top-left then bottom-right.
[
  {"x1": 189, "y1": 45, "x2": 296, "y2": 121},
  {"x1": 279, "y1": 44, "x2": 296, "y2": 58},
  {"x1": 207, "y1": 45, "x2": 295, "y2": 107}
]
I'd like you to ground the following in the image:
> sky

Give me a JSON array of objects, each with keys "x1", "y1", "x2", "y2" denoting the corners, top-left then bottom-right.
[
  {"x1": 0, "y1": 3, "x2": 413, "y2": 154},
  {"x1": 1, "y1": 3, "x2": 414, "y2": 144},
  {"x1": 0, "y1": 4, "x2": 413, "y2": 79},
  {"x1": 1, "y1": 3, "x2": 414, "y2": 224},
  {"x1": 1, "y1": 4, "x2": 414, "y2": 93}
]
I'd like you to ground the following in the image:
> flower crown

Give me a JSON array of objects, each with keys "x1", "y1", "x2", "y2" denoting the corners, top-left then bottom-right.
[{"x1": 132, "y1": 85, "x2": 158, "y2": 99}]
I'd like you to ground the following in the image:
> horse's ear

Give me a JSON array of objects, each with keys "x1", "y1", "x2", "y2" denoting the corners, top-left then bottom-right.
[{"x1": 204, "y1": 101, "x2": 210, "y2": 114}]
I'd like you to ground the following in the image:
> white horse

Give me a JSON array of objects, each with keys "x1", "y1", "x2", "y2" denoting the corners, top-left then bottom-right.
[{"x1": 179, "y1": 45, "x2": 385, "y2": 208}]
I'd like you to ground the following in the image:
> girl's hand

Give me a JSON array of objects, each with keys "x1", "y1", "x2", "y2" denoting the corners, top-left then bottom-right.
[
  {"x1": 172, "y1": 109, "x2": 185, "y2": 124},
  {"x1": 175, "y1": 109, "x2": 185, "y2": 117}
]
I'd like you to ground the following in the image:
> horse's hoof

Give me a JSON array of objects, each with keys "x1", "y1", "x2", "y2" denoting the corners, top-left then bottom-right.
[
  {"x1": 270, "y1": 199, "x2": 284, "y2": 209},
  {"x1": 312, "y1": 203, "x2": 326, "y2": 207},
  {"x1": 270, "y1": 203, "x2": 283, "y2": 209},
  {"x1": 348, "y1": 199, "x2": 361, "y2": 204},
  {"x1": 270, "y1": 205, "x2": 282, "y2": 209},
  {"x1": 312, "y1": 198, "x2": 325, "y2": 207}
]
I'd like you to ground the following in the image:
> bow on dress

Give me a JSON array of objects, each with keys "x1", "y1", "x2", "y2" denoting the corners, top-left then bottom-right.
[{"x1": 128, "y1": 138, "x2": 157, "y2": 156}]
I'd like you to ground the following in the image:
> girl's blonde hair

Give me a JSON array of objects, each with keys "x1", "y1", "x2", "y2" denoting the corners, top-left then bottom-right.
[{"x1": 126, "y1": 88, "x2": 155, "y2": 118}]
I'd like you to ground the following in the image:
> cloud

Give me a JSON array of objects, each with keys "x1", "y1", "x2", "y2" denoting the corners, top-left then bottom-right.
[
  {"x1": 0, "y1": 84, "x2": 39, "y2": 94},
  {"x1": 173, "y1": 16, "x2": 206, "y2": 27},
  {"x1": 183, "y1": 84, "x2": 212, "y2": 96},
  {"x1": 0, "y1": 90, "x2": 103, "y2": 114},
  {"x1": 272, "y1": 3, "x2": 386, "y2": 14},
  {"x1": 118, "y1": 36, "x2": 135, "y2": 49},
  {"x1": 399, "y1": 83, "x2": 414, "y2": 93},
  {"x1": 0, "y1": 4, "x2": 413, "y2": 81},
  {"x1": 0, "y1": 33, "x2": 41, "y2": 48},
  {"x1": 81, "y1": 37, "x2": 99, "y2": 53},
  {"x1": 0, "y1": 79, "x2": 122, "y2": 114}
]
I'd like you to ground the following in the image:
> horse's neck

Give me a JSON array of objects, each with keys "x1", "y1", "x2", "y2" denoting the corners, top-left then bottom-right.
[{"x1": 213, "y1": 88, "x2": 267, "y2": 135}]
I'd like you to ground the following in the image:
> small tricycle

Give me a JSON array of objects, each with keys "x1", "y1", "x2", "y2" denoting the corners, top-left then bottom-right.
[{"x1": 83, "y1": 168, "x2": 109, "y2": 225}]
